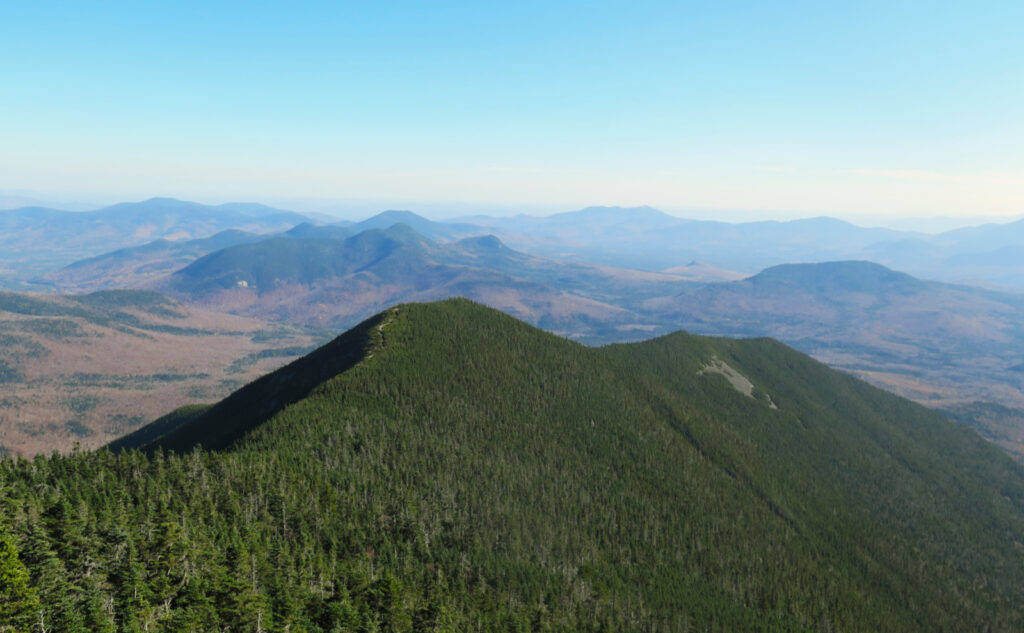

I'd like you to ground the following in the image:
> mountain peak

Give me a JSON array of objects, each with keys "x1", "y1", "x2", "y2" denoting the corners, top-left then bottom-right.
[
  {"x1": 360, "y1": 209, "x2": 430, "y2": 226},
  {"x1": 103, "y1": 298, "x2": 1024, "y2": 629},
  {"x1": 751, "y1": 260, "x2": 927, "y2": 293},
  {"x1": 110, "y1": 307, "x2": 398, "y2": 453},
  {"x1": 141, "y1": 196, "x2": 182, "y2": 204},
  {"x1": 559, "y1": 205, "x2": 675, "y2": 221}
]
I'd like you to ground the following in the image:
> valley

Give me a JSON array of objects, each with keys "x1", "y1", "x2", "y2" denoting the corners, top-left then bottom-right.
[{"x1": 0, "y1": 289, "x2": 324, "y2": 456}]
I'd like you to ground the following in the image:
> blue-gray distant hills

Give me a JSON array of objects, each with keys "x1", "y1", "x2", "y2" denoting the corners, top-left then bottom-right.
[
  {"x1": 13, "y1": 200, "x2": 1024, "y2": 292},
  {"x1": 0, "y1": 197, "x2": 312, "y2": 288},
  {"x1": 41, "y1": 229, "x2": 268, "y2": 290},
  {"x1": 459, "y1": 206, "x2": 913, "y2": 271},
  {"x1": 460, "y1": 206, "x2": 1024, "y2": 292},
  {"x1": 156, "y1": 223, "x2": 686, "y2": 341}
]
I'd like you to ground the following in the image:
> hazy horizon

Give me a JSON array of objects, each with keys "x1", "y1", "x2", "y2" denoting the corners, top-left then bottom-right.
[
  {"x1": 2, "y1": 187, "x2": 1021, "y2": 235},
  {"x1": 3, "y1": 2, "x2": 1022, "y2": 225}
]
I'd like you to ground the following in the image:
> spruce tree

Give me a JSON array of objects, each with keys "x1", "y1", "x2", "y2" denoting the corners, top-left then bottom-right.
[{"x1": 0, "y1": 525, "x2": 40, "y2": 633}]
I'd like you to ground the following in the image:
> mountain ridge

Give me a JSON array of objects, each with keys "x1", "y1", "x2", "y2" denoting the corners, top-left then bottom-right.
[{"x1": 92, "y1": 298, "x2": 1024, "y2": 631}]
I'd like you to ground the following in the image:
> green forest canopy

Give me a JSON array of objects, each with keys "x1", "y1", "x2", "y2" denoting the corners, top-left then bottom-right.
[{"x1": 3, "y1": 299, "x2": 1024, "y2": 632}]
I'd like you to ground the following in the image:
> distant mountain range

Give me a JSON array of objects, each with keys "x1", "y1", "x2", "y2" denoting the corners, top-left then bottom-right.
[
  {"x1": 0, "y1": 197, "x2": 312, "y2": 288},
  {"x1": 8, "y1": 198, "x2": 1023, "y2": 292},
  {"x1": 6, "y1": 199, "x2": 1024, "y2": 458},
  {"x1": 154, "y1": 223, "x2": 684, "y2": 339},
  {"x1": 461, "y1": 206, "x2": 914, "y2": 271},
  {"x1": 460, "y1": 205, "x2": 1024, "y2": 292}
]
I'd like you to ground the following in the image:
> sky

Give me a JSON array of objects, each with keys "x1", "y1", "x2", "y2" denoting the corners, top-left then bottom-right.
[{"x1": 2, "y1": 1, "x2": 1023, "y2": 224}]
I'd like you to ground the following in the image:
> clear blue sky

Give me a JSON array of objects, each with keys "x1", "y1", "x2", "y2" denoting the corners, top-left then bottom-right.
[{"x1": 2, "y1": 1, "x2": 1022, "y2": 220}]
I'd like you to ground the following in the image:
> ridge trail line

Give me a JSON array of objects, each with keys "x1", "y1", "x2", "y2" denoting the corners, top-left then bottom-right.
[{"x1": 365, "y1": 307, "x2": 397, "y2": 359}]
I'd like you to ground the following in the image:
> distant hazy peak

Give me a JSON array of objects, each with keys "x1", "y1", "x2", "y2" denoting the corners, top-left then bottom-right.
[
  {"x1": 554, "y1": 205, "x2": 674, "y2": 220},
  {"x1": 751, "y1": 260, "x2": 926, "y2": 292},
  {"x1": 360, "y1": 209, "x2": 431, "y2": 225}
]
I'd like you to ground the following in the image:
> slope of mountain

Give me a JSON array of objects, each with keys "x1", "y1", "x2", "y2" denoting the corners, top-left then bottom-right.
[
  {"x1": 38, "y1": 229, "x2": 267, "y2": 293},
  {"x1": 934, "y1": 244, "x2": 1024, "y2": 291},
  {"x1": 933, "y1": 217, "x2": 1024, "y2": 250},
  {"x1": 0, "y1": 289, "x2": 323, "y2": 456},
  {"x1": 284, "y1": 221, "x2": 354, "y2": 240},
  {"x1": 662, "y1": 259, "x2": 750, "y2": 282},
  {"x1": 946, "y1": 244, "x2": 1024, "y2": 266},
  {"x1": 0, "y1": 197, "x2": 310, "y2": 288},
  {"x1": 744, "y1": 260, "x2": 927, "y2": 294},
  {"x1": 4, "y1": 299, "x2": 1023, "y2": 631},
  {"x1": 40, "y1": 223, "x2": 357, "y2": 294},
  {"x1": 864, "y1": 220, "x2": 1024, "y2": 292},
  {"x1": 645, "y1": 261, "x2": 1024, "y2": 446}
]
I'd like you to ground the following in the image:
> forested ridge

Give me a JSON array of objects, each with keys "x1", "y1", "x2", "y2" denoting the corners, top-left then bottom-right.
[{"x1": 3, "y1": 298, "x2": 1024, "y2": 632}]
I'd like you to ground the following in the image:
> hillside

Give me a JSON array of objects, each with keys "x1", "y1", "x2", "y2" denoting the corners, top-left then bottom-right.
[
  {"x1": 0, "y1": 289, "x2": 323, "y2": 456},
  {"x1": 645, "y1": 261, "x2": 1024, "y2": 451},
  {"x1": 661, "y1": 259, "x2": 749, "y2": 282},
  {"x1": 39, "y1": 229, "x2": 266, "y2": 293},
  {"x1": 156, "y1": 224, "x2": 689, "y2": 340},
  {"x1": 2, "y1": 299, "x2": 1015, "y2": 630}
]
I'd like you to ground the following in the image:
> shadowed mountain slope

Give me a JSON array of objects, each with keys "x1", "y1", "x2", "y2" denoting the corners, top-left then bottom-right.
[
  {"x1": 0, "y1": 289, "x2": 321, "y2": 455},
  {"x1": 82, "y1": 298, "x2": 1024, "y2": 631},
  {"x1": 40, "y1": 229, "x2": 267, "y2": 292},
  {"x1": 108, "y1": 309, "x2": 387, "y2": 453}
]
